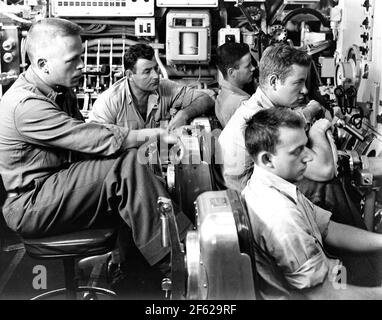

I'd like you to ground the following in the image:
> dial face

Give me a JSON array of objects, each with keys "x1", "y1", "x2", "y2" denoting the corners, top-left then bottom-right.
[
  {"x1": 335, "y1": 62, "x2": 346, "y2": 86},
  {"x1": 270, "y1": 25, "x2": 287, "y2": 42},
  {"x1": 346, "y1": 46, "x2": 362, "y2": 88}
]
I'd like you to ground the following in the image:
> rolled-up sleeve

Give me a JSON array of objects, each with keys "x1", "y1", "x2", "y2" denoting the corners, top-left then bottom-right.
[
  {"x1": 313, "y1": 205, "x2": 332, "y2": 240},
  {"x1": 88, "y1": 94, "x2": 117, "y2": 125},
  {"x1": 16, "y1": 98, "x2": 130, "y2": 156},
  {"x1": 160, "y1": 80, "x2": 212, "y2": 110},
  {"x1": 268, "y1": 216, "x2": 330, "y2": 290}
]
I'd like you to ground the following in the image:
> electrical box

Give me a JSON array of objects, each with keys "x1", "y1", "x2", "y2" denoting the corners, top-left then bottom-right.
[
  {"x1": 157, "y1": 0, "x2": 218, "y2": 7},
  {"x1": 51, "y1": 0, "x2": 154, "y2": 17},
  {"x1": 135, "y1": 18, "x2": 155, "y2": 37},
  {"x1": 166, "y1": 10, "x2": 211, "y2": 65},
  {"x1": 218, "y1": 26, "x2": 241, "y2": 46}
]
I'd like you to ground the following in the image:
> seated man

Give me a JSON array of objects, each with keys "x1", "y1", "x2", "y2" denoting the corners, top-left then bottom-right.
[
  {"x1": 215, "y1": 42, "x2": 255, "y2": 128},
  {"x1": 0, "y1": 18, "x2": 192, "y2": 279},
  {"x1": 243, "y1": 107, "x2": 382, "y2": 299},
  {"x1": 218, "y1": 43, "x2": 333, "y2": 192},
  {"x1": 88, "y1": 43, "x2": 215, "y2": 131}
]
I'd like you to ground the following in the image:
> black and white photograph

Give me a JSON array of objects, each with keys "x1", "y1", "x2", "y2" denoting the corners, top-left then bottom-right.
[{"x1": 1, "y1": 0, "x2": 382, "y2": 308}]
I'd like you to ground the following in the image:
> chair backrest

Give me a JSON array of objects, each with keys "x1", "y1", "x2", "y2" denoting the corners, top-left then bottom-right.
[
  {"x1": 0, "y1": 175, "x2": 12, "y2": 250},
  {"x1": 185, "y1": 189, "x2": 258, "y2": 299}
]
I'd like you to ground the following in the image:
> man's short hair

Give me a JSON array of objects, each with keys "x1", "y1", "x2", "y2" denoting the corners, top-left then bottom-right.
[
  {"x1": 26, "y1": 18, "x2": 82, "y2": 63},
  {"x1": 245, "y1": 107, "x2": 305, "y2": 159},
  {"x1": 216, "y1": 42, "x2": 250, "y2": 79},
  {"x1": 259, "y1": 44, "x2": 311, "y2": 88},
  {"x1": 124, "y1": 43, "x2": 154, "y2": 72}
]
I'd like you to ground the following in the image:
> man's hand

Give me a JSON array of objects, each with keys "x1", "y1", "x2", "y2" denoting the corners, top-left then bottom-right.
[
  {"x1": 302, "y1": 100, "x2": 325, "y2": 123},
  {"x1": 304, "y1": 118, "x2": 336, "y2": 181},
  {"x1": 127, "y1": 128, "x2": 178, "y2": 148},
  {"x1": 158, "y1": 129, "x2": 178, "y2": 145},
  {"x1": 168, "y1": 110, "x2": 188, "y2": 131},
  {"x1": 309, "y1": 118, "x2": 332, "y2": 140}
]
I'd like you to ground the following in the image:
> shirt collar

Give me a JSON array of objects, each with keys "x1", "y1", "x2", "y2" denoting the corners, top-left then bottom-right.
[
  {"x1": 219, "y1": 78, "x2": 250, "y2": 97},
  {"x1": 252, "y1": 87, "x2": 275, "y2": 109},
  {"x1": 248, "y1": 165, "x2": 298, "y2": 203},
  {"x1": 126, "y1": 78, "x2": 159, "y2": 116},
  {"x1": 24, "y1": 67, "x2": 67, "y2": 103}
]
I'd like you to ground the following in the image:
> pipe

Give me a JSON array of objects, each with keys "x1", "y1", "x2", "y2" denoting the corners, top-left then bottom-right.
[
  {"x1": 0, "y1": 11, "x2": 32, "y2": 25},
  {"x1": 85, "y1": 38, "x2": 138, "y2": 48},
  {"x1": 72, "y1": 19, "x2": 134, "y2": 26},
  {"x1": 154, "y1": 46, "x2": 168, "y2": 79},
  {"x1": 281, "y1": 8, "x2": 330, "y2": 27},
  {"x1": 367, "y1": 157, "x2": 382, "y2": 178}
]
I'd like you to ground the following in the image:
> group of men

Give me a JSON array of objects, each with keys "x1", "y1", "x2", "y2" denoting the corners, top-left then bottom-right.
[{"x1": 1, "y1": 17, "x2": 382, "y2": 299}]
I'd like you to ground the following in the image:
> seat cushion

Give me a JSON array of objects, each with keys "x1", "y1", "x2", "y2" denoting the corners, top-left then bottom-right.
[{"x1": 22, "y1": 228, "x2": 117, "y2": 259}]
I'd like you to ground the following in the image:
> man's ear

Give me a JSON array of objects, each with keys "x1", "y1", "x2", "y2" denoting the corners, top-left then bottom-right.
[
  {"x1": 227, "y1": 67, "x2": 236, "y2": 79},
  {"x1": 125, "y1": 69, "x2": 133, "y2": 79},
  {"x1": 258, "y1": 151, "x2": 274, "y2": 168},
  {"x1": 269, "y1": 74, "x2": 278, "y2": 90},
  {"x1": 37, "y1": 58, "x2": 48, "y2": 73}
]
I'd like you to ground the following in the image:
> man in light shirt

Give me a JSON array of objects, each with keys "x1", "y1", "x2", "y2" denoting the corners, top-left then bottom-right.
[
  {"x1": 243, "y1": 108, "x2": 382, "y2": 299},
  {"x1": 88, "y1": 43, "x2": 214, "y2": 131},
  {"x1": 218, "y1": 44, "x2": 333, "y2": 192},
  {"x1": 215, "y1": 42, "x2": 254, "y2": 128}
]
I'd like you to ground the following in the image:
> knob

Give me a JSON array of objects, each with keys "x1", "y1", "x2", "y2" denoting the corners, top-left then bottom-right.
[
  {"x1": 161, "y1": 278, "x2": 172, "y2": 299},
  {"x1": 2, "y1": 39, "x2": 15, "y2": 51},
  {"x1": 360, "y1": 32, "x2": 369, "y2": 43},
  {"x1": 359, "y1": 46, "x2": 369, "y2": 55},
  {"x1": 2, "y1": 52, "x2": 14, "y2": 63}
]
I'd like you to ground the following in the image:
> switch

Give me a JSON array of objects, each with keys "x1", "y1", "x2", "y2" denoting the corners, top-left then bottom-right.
[
  {"x1": 361, "y1": 17, "x2": 369, "y2": 28},
  {"x1": 362, "y1": 0, "x2": 370, "y2": 11},
  {"x1": 359, "y1": 46, "x2": 369, "y2": 55},
  {"x1": 360, "y1": 32, "x2": 369, "y2": 43}
]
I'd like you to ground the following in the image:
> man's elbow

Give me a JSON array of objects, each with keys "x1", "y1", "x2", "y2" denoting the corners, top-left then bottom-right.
[
  {"x1": 300, "y1": 278, "x2": 337, "y2": 300},
  {"x1": 304, "y1": 162, "x2": 335, "y2": 181}
]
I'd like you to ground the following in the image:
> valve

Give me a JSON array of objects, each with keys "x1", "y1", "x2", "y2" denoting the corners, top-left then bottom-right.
[{"x1": 161, "y1": 278, "x2": 172, "y2": 299}]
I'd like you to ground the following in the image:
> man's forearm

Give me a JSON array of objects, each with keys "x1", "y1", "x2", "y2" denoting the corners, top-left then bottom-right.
[
  {"x1": 302, "y1": 277, "x2": 382, "y2": 300},
  {"x1": 325, "y1": 220, "x2": 382, "y2": 252},
  {"x1": 181, "y1": 93, "x2": 214, "y2": 120},
  {"x1": 304, "y1": 134, "x2": 335, "y2": 181}
]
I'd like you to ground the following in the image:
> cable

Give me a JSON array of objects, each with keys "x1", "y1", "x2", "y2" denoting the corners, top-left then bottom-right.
[{"x1": 281, "y1": 7, "x2": 330, "y2": 27}]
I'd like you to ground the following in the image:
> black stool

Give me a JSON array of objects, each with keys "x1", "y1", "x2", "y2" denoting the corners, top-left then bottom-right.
[{"x1": 22, "y1": 228, "x2": 118, "y2": 300}]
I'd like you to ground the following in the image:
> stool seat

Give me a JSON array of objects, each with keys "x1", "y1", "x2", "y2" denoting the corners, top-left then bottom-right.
[{"x1": 23, "y1": 228, "x2": 117, "y2": 259}]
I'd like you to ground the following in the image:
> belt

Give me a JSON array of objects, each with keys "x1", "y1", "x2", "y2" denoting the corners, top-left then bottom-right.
[
  {"x1": 6, "y1": 191, "x2": 20, "y2": 198},
  {"x1": 6, "y1": 182, "x2": 35, "y2": 198}
]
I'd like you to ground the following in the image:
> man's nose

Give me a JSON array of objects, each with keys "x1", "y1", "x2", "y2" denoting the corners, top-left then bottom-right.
[
  {"x1": 77, "y1": 59, "x2": 85, "y2": 70},
  {"x1": 302, "y1": 148, "x2": 313, "y2": 163},
  {"x1": 301, "y1": 84, "x2": 308, "y2": 95},
  {"x1": 151, "y1": 69, "x2": 159, "y2": 78}
]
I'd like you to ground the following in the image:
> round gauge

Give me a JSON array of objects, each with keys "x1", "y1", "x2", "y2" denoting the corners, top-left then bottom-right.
[{"x1": 269, "y1": 25, "x2": 287, "y2": 42}]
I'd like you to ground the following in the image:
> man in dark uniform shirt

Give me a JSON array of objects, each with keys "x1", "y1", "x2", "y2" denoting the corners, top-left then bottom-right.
[{"x1": 0, "y1": 18, "x2": 192, "y2": 277}]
